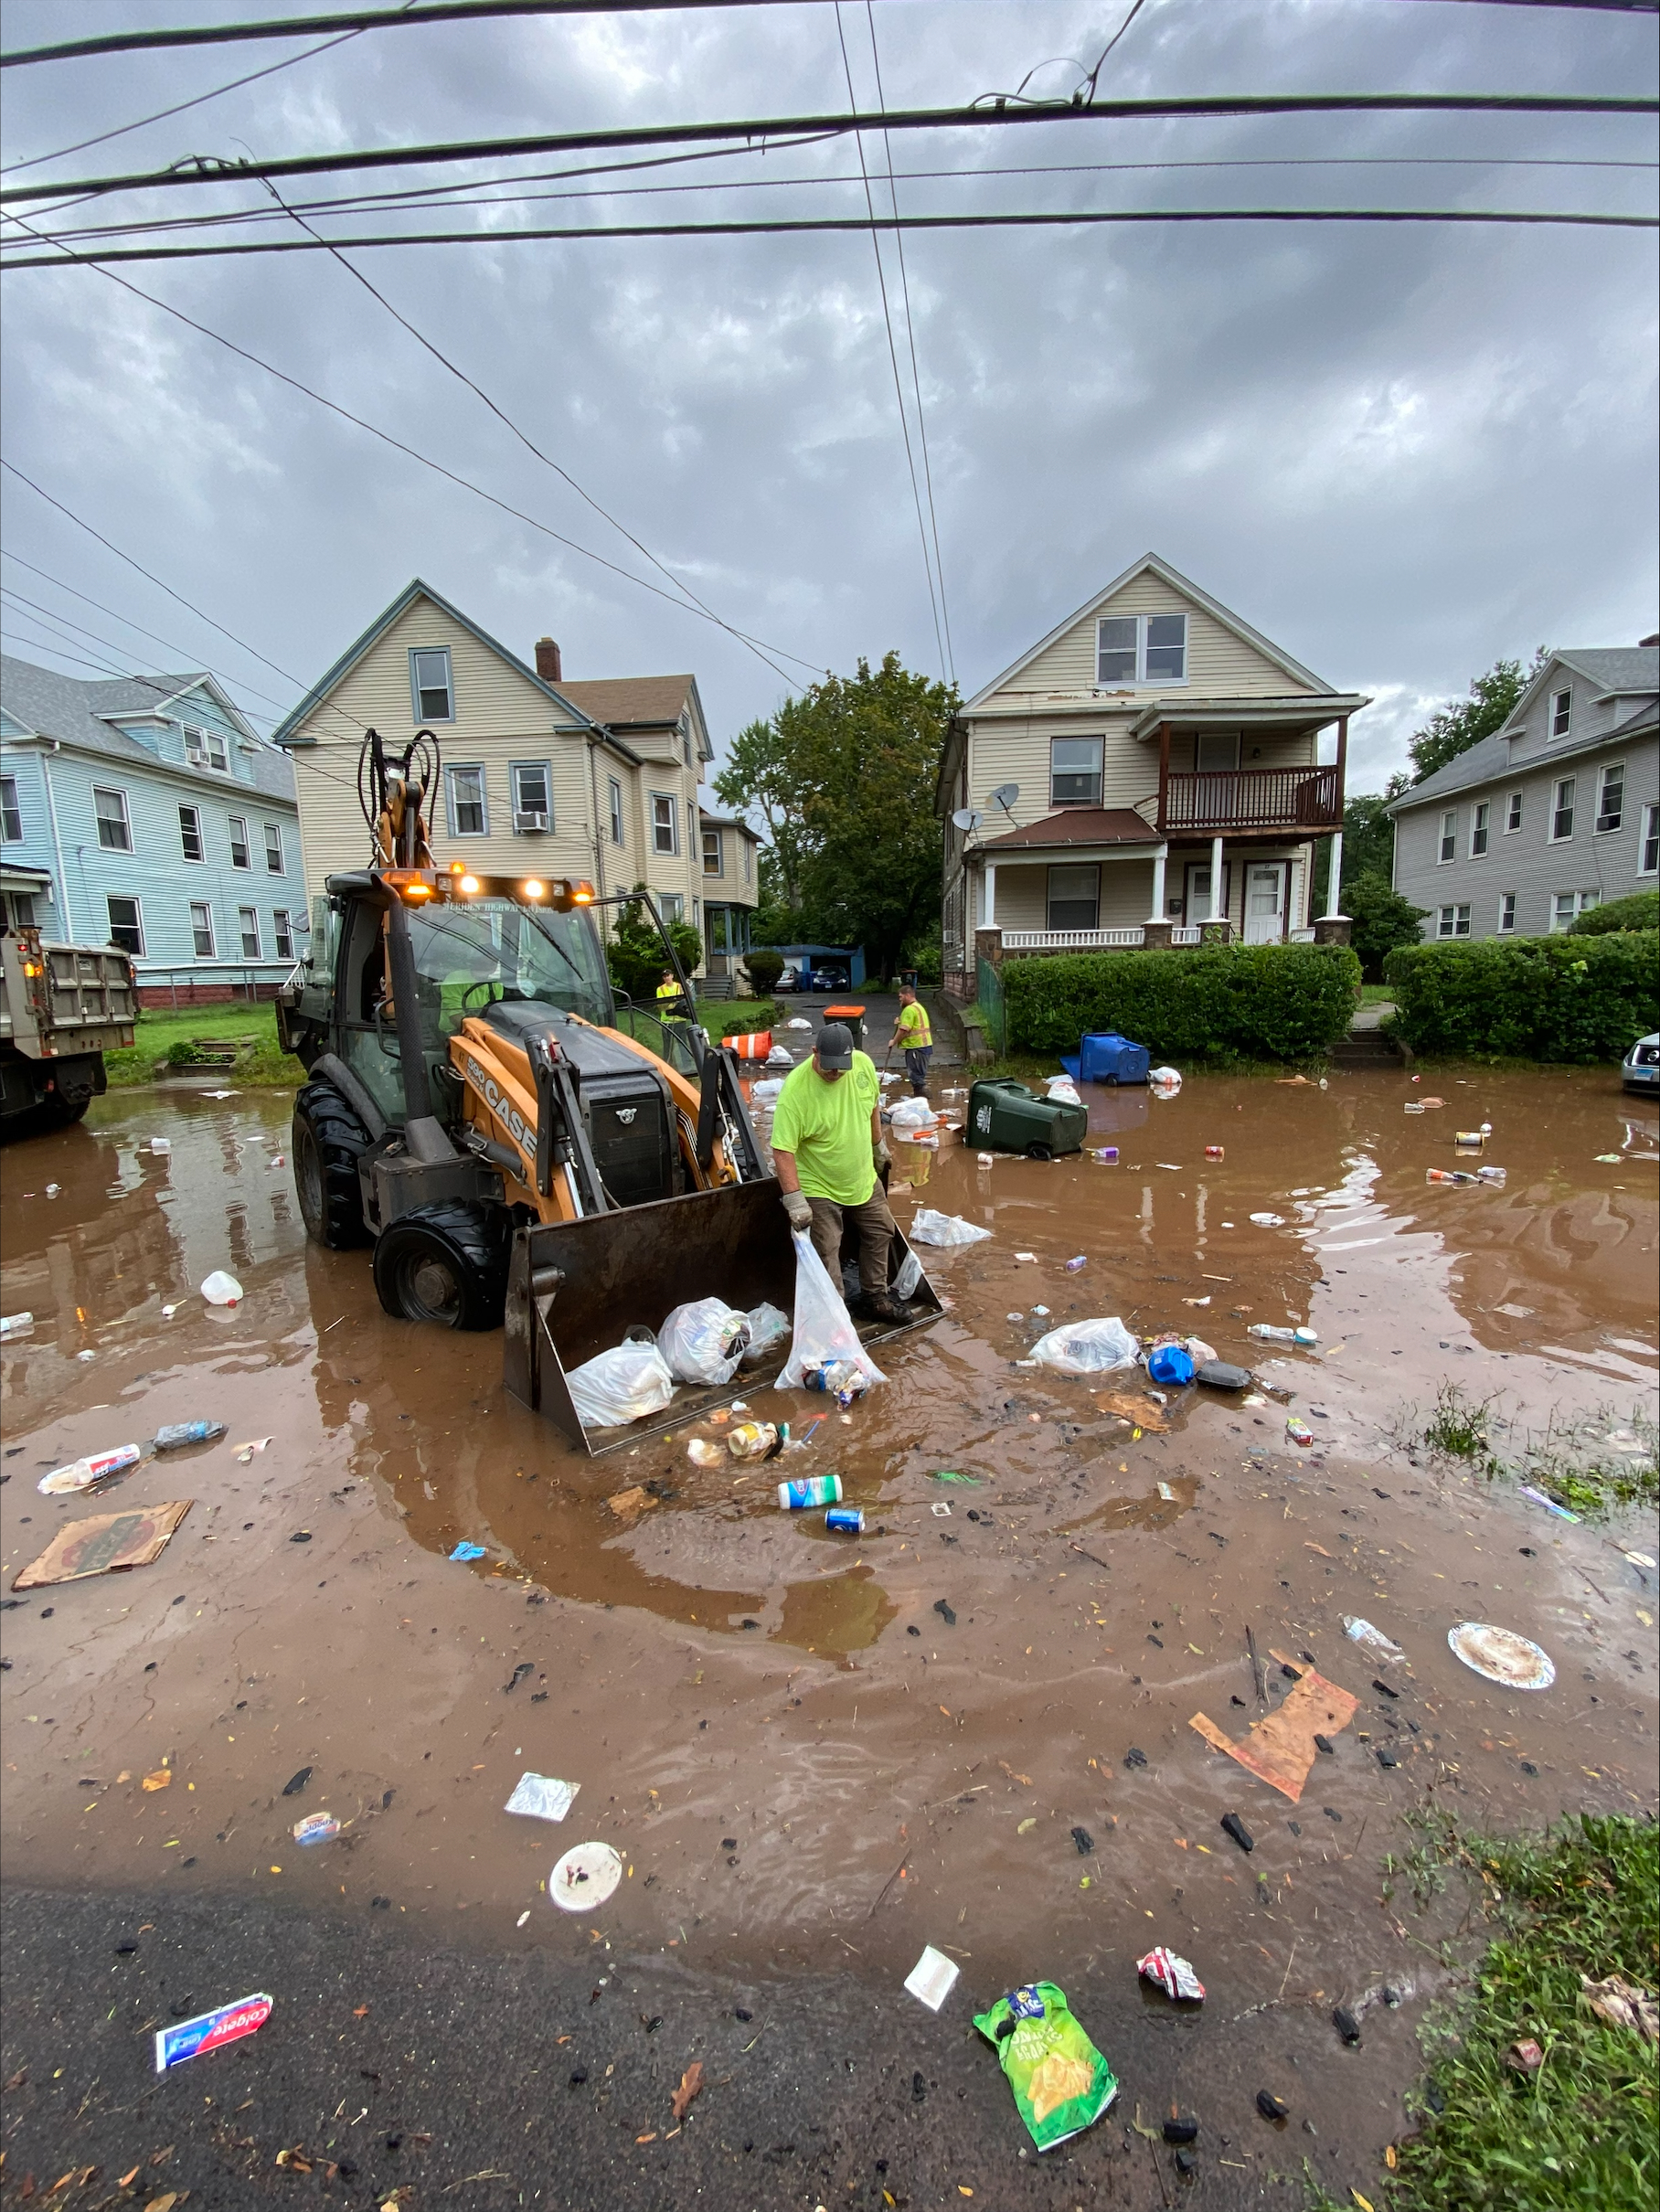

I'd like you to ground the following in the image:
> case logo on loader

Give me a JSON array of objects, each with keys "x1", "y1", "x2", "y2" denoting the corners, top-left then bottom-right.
[
  {"x1": 462, "y1": 1059, "x2": 536, "y2": 1178},
  {"x1": 614, "y1": 1106, "x2": 637, "y2": 1125}
]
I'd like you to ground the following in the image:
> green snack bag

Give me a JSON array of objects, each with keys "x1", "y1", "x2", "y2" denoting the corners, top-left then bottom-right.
[{"x1": 974, "y1": 1981, "x2": 1118, "y2": 2153}]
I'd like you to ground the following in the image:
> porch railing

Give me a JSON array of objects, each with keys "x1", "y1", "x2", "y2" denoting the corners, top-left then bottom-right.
[
  {"x1": 1161, "y1": 765, "x2": 1341, "y2": 834},
  {"x1": 1000, "y1": 926, "x2": 1145, "y2": 950}
]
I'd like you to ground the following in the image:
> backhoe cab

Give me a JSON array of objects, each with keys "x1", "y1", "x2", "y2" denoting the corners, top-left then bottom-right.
[{"x1": 277, "y1": 731, "x2": 938, "y2": 1449}]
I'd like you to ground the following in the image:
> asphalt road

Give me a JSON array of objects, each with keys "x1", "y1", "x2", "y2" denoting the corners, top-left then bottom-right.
[{"x1": 2, "y1": 1884, "x2": 1176, "y2": 2210}]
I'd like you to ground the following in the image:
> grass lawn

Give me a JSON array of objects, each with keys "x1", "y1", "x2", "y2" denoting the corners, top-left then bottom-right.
[
  {"x1": 1341, "y1": 1813, "x2": 1657, "y2": 2212},
  {"x1": 107, "y1": 1004, "x2": 306, "y2": 1089},
  {"x1": 1359, "y1": 983, "x2": 1399, "y2": 1005}
]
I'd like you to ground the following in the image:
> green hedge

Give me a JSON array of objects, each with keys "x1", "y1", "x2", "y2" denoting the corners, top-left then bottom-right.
[
  {"x1": 1568, "y1": 888, "x2": 1659, "y2": 936},
  {"x1": 715, "y1": 1000, "x2": 781, "y2": 1037},
  {"x1": 1004, "y1": 941, "x2": 1361, "y2": 1063},
  {"x1": 1383, "y1": 931, "x2": 1659, "y2": 1060}
]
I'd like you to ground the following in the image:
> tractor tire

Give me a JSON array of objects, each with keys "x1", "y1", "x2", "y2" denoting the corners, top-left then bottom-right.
[
  {"x1": 371, "y1": 1200, "x2": 511, "y2": 1332},
  {"x1": 293, "y1": 1079, "x2": 371, "y2": 1250}
]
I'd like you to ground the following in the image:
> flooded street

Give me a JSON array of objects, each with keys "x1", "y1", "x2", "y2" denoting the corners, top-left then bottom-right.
[{"x1": 3, "y1": 1065, "x2": 1655, "y2": 2198}]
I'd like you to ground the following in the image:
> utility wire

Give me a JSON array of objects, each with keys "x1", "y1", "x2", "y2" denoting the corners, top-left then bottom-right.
[
  {"x1": 0, "y1": 0, "x2": 828, "y2": 69},
  {"x1": 833, "y1": 1, "x2": 946, "y2": 682},
  {"x1": 257, "y1": 175, "x2": 801, "y2": 683},
  {"x1": 864, "y1": 0, "x2": 953, "y2": 686},
  {"x1": 5, "y1": 204, "x2": 1651, "y2": 267},
  {"x1": 6, "y1": 90, "x2": 1650, "y2": 206}
]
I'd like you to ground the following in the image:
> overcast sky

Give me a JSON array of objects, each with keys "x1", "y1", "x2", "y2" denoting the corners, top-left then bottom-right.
[{"x1": 2, "y1": 0, "x2": 1655, "y2": 798}]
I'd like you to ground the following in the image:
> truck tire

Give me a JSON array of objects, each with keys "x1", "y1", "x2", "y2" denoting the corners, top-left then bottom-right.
[
  {"x1": 293, "y1": 1080, "x2": 371, "y2": 1250},
  {"x1": 371, "y1": 1200, "x2": 511, "y2": 1331},
  {"x1": 39, "y1": 1092, "x2": 90, "y2": 1128}
]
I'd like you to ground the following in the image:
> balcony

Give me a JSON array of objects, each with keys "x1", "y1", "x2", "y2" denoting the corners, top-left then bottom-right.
[{"x1": 1160, "y1": 764, "x2": 1341, "y2": 836}]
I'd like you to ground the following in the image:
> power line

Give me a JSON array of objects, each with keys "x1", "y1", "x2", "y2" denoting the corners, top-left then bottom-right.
[
  {"x1": 0, "y1": 1, "x2": 827, "y2": 69},
  {"x1": 863, "y1": 0, "x2": 954, "y2": 685},
  {"x1": 6, "y1": 203, "x2": 1651, "y2": 270},
  {"x1": 834, "y1": 0, "x2": 946, "y2": 682},
  {"x1": 6, "y1": 90, "x2": 1651, "y2": 207}
]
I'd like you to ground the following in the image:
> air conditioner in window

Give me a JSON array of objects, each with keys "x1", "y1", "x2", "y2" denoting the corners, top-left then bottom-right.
[{"x1": 513, "y1": 809, "x2": 549, "y2": 834}]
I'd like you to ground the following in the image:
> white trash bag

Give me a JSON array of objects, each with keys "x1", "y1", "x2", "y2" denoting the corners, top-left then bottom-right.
[
  {"x1": 657, "y1": 1297, "x2": 752, "y2": 1386},
  {"x1": 1046, "y1": 1076, "x2": 1082, "y2": 1105},
  {"x1": 779, "y1": 1231, "x2": 888, "y2": 1391},
  {"x1": 765, "y1": 1045, "x2": 794, "y2": 1068},
  {"x1": 1149, "y1": 1066, "x2": 1183, "y2": 1096},
  {"x1": 566, "y1": 1335, "x2": 676, "y2": 1429},
  {"x1": 784, "y1": 1017, "x2": 814, "y2": 1031},
  {"x1": 889, "y1": 1095, "x2": 939, "y2": 1131},
  {"x1": 749, "y1": 1077, "x2": 786, "y2": 1103},
  {"x1": 910, "y1": 1207, "x2": 992, "y2": 1248},
  {"x1": 741, "y1": 1301, "x2": 791, "y2": 1365},
  {"x1": 1028, "y1": 1315, "x2": 1140, "y2": 1375}
]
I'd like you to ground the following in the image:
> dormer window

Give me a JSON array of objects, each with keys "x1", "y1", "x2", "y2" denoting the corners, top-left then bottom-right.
[
  {"x1": 1096, "y1": 612, "x2": 1187, "y2": 686},
  {"x1": 185, "y1": 723, "x2": 228, "y2": 771}
]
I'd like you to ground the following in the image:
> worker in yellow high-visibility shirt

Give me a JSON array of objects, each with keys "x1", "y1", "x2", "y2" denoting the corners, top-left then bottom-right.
[{"x1": 889, "y1": 982, "x2": 932, "y2": 1098}]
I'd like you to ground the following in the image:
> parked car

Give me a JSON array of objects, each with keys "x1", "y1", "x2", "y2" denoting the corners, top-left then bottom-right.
[
  {"x1": 808, "y1": 965, "x2": 850, "y2": 994},
  {"x1": 1622, "y1": 1033, "x2": 1659, "y2": 1093}
]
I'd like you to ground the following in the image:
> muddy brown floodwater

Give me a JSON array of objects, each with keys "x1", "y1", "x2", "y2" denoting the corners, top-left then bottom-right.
[{"x1": 2, "y1": 1065, "x2": 1655, "y2": 2196}]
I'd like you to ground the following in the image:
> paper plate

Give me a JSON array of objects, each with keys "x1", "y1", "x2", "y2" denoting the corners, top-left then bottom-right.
[
  {"x1": 1448, "y1": 1622, "x2": 1556, "y2": 1690},
  {"x1": 549, "y1": 1840, "x2": 623, "y2": 1911}
]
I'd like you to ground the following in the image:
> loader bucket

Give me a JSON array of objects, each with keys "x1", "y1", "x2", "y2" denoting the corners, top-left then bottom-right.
[{"x1": 503, "y1": 1178, "x2": 942, "y2": 1455}]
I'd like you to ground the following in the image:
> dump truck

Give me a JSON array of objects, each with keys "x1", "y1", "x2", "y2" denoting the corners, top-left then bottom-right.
[
  {"x1": 0, "y1": 926, "x2": 136, "y2": 1129},
  {"x1": 276, "y1": 731, "x2": 937, "y2": 1450}
]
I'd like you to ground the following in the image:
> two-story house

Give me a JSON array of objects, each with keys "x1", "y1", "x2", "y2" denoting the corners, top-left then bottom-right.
[
  {"x1": 936, "y1": 554, "x2": 1367, "y2": 989},
  {"x1": 1389, "y1": 644, "x2": 1658, "y2": 941},
  {"x1": 271, "y1": 580, "x2": 755, "y2": 979},
  {"x1": 0, "y1": 654, "x2": 305, "y2": 1004}
]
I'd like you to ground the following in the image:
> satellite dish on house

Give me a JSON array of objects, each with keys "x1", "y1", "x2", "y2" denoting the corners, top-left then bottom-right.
[
  {"x1": 991, "y1": 783, "x2": 1020, "y2": 818},
  {"x1": 951, "y1": 807, "x2": 984, "y2": 833}
]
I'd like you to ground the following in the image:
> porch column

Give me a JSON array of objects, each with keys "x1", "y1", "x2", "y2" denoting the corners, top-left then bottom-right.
[
  {"x1": 984, "y1": 862, "x2": 997, "y2": 927},
  {"x1": 1209, "y1": 835, "x2": 1224, "y2": 923},
  {"x1": 1324, "y1": 831, "x2": 1345, "y2": 919},
  {"x1": 1147, "y1": 844, "x2": 1167, "y2": 923}
]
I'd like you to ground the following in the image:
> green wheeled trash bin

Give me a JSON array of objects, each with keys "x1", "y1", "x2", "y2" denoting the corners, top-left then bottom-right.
[{"x1": 967, "y1": 1077, "x2": 1087, "y2": 1160}]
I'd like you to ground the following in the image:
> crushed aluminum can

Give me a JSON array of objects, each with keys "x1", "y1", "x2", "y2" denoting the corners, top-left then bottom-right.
[
  {"x1": 293, "y1": 1812, "x2": 341, "y2": 1845},
  {"x1": 1138, "y1": 1946, "x2": 1206, "y2": 2002}
]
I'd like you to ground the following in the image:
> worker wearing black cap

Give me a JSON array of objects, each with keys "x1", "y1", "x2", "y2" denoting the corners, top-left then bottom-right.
[{"x1": 770, "y1": 1020, "x2": 906, "y2": 1322}]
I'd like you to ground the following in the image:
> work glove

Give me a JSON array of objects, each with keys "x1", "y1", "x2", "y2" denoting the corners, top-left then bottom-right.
[
  {"x1": 874, "y1": 1139, "x2": 892, "y2": 1172},
  {"x1": 782, "y1": 1189, "x2": 814, "y2": 1234}
]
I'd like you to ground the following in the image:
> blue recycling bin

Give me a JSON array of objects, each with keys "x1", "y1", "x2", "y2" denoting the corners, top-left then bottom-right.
[{"x1": 1078, "y1": 1032, "x2": 1150, "y2": 1086}]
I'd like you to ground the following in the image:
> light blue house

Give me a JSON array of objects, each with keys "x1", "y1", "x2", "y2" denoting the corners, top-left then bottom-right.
[{"x1": 0, "y1": 654, "x2": 304, "y2": 1004}]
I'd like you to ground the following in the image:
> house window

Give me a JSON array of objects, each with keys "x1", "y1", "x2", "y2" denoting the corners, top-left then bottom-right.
[
  {"x1": 1549, "y1": 688, "x2": 1571, "y2": 739},
  {"x1": 1050, "y1": 737, "x2": 1103, "y2": 806},
  {"x1": 1550, "y1": 778, "x2": 1575, "y2": 842},
  {"x1": 273, "y1": 909, "x2": 294, "y2": 960},
  {"x1": 651, "y1": 792, "x2": 678, "y2": 855},
  {"x1": 1470, "y1": 801, "x2": 1489, "y2": 857},
  {"x1": 1047, "y1": 863, "x2": 1101, "y2": 931},
  {"x1": 410, "y1": 647, "x2": 454, "y2": 722},
  {"x1": 608, "y1": 776, "x2": 624, "y2": 845},
  {"x1": 1096, "y1": 612, "x2": 1187, "y2": 686},
  {"x1": 1436, "y1": 904, "x2": 1472, "y2": 939},
  {"x1": 683, "y1": 731, "x2": 693, "y2": 769},
  {"x1": 264, "y1": 822, "x2": 284, "y2": 874},
  {"x1": 94, "y1": 786, "x2": 133, "y2": 852},
  {"x1": 1497, "y1": 891, "x2": 1516, "y2": 934},
  {"x1": 1552, "y1": 890, "x2": 1598, "y2": 932},
  {"x1": 189, "y1": 901, "x2": 216, "y2": 956},
  {"x1": 183, "y1": 724, "x2": 228, "y2": 771},
  {"x1": 702, "y1": 826, "x2": 722, "y2": 877},
  {"x1": 178, "y1": 803, "x2": 204, "y2": 862},
  {"x1": 1595, "y1": 763, "x2": 1624, "y2": 835},
  {"x1": 1438, "y1": 810, "x2": 1456, "y2": 864},
  {"x1": 742, "y1": 836, "x2": 752, "y2": 884},
  {"x1": 511, "y1": 761, "x2": 552, "y2": 828},
  {"x1": 7, "y1": 892, "x2": 36, "y2": 928},
  {"x1": 660, "y1": 891, "x2": 685, "y2": 924},
  {"x1": 106, "y1": 895, "x2": 144, "y2": 955},
  {"x1": 1505, "y1": 790, "x2": 1523, "y2": 834},
  {"x1": 0, "y1": 774, "x2": 21, "y2": 843},
  {"x1": 1640, "y1": 802, "x2": 1658, "y2": 876},
  {"x1": 229, "y1": 815, "x2": 250, "y2": 869},
  {"x1": 1195, "y1": 731, "x2": 1241, "y2": 774},
  {"x1": 238, "y1": 906, "x2": 261, "y2": 958},
  {"x1": 447, "y1": 765, "x2": 486, "y2": 836}
]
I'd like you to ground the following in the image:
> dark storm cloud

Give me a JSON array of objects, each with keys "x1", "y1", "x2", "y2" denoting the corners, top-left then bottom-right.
[{"x1": 2, "y1": 0, "x2": 1655, "y2": 792}]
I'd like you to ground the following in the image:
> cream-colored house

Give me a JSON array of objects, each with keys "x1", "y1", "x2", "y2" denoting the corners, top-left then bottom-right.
[
  {"x1": 271, "y1": 579, "x2": 752, "y2": 975},
  {"x1": 936, "y1": 554, "x2": 1368, "y2": 989}
]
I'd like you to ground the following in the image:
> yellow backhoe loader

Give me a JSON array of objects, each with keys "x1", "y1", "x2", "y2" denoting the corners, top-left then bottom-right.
[{"x1": 277, "y1": 732, "x2": 938, "y2": 1450}]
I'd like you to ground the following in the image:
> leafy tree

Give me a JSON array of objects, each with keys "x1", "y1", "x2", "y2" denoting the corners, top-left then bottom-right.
[
  {"x1": 1409, "y1": 650, "x2": 1546, "y2": 784},
  {"x1": 713, "y1": 718, "x2": 808, "y2": 910},
  {"x1": 744, "y1": 946, "x2": 785, "y2": 993},
  {"x1": 1345, "y1": 872, "x2": 1430, "y2": 984},
  {"x1": 1312, "y1": 782, "x2": 1408, "y2": 909},
  {"x1": 606, "y1": 884, "x2": 702, "y2": 1003},
  {"x1": 1568, "y1": 888, "x2": 1660, "y2": 936}
]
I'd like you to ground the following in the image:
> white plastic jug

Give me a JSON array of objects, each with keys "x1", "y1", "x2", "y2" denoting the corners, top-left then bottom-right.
[{"x1": 200, "y1": 1271, "x2": 243, "y2": 1306}]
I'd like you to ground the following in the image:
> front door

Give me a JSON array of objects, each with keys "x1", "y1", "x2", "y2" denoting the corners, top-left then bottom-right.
[
  {"x1": 1183, "y1": 861, "x2": 1229, "y2": 924},
  {"x1": 1243, "y1": 861, "x2": 1288, "y2": 943}
]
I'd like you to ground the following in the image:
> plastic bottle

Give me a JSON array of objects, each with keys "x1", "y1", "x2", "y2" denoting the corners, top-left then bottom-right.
[
  {"x1": 1091, "y1": 1146, "x2": 1120, "y2": 1164},
  {"x1": 1425, "y1": 1168, "x2": 1477, "y2": 1186},
  {"x1": 1247, "y1": 1324, "x2": 1317, "y2": 1346},
  {"x1": 38, "y1": 1443, "x2": 143, "y2": 1495},
  {"x1": 200, "y1": 1271, "x2": 243, "y2": 1306},
  {"x1": 805, "y1": 1359, "x2": 867, "y2": 1406},
  {"x1": 1475, "y1": 1165, "x2": 1507, "y2": 1186},
  {"x1": 150, "y1": 1136, "x2": 171, "y2": 1155},
  {"x1": 153, "y1": 1420, "x2": 228, "y2": 1452},
  {"x1": 777, "y1": 1473, "x2": 844, "y2": 1511},
  {"x1": 0, "y1": 1312, "x2": 34, "y2": 1338},
  {"x1": 1065, "y1": 1256, "x2": 1088, "y2": 1272}
]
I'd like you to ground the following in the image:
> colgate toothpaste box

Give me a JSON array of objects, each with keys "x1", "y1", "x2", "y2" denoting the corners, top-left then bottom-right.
[{"x1": 154, "y1": 1992, "x2": 273, "y2": 2073}]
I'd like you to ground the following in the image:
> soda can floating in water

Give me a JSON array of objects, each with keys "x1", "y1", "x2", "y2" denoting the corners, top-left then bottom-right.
[
  {"x1": 1454, "y1": 1131, "x2": 1485, "y2": 1152},
  {"x1": 778, "y1": 1473, "x2": 844, "y2": 1511},
  {"x1": 825, "y1": 1505, "x2": 864, "y2": 1535},
  {"x1": 1205, "y1": 1145, "x2": 1225, "y2": 1161},
  {"x1": 293, "y1": 1812, "x2": 340, "y2": 1845}
]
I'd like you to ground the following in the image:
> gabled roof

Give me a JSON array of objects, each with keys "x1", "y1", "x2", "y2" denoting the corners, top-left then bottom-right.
[
  {"x1": 1552, "y1": 647, "x2": 1659, "y2": 698},
  {"x1": 982, "y1": 806, "x2": 1160, "y2": 850},
  {"x1": 698, "y1": 805, "x2": 758, "y2": 838},
  {"x1": 0, "y1": 653, "x2": 295, "y2": 803},
  {"x1": 1606, "y1": 694, "x2": 1659, "y2": 743},
  {"x1": 559, "y1": 675, "x2": 693, "y2": 728},
  {"x1": 1390, "y1": 649, "x2": 1660, "y2": 814},
  {"x1": 269, "y1": 577, "x2": 639, "y2": 764},
  {"x1": 963, "y1": 553, "x2": 1330, "y2": 711}
]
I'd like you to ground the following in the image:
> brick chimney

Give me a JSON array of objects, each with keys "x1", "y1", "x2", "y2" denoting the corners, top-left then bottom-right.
[{"x1": 535, "y1": 635, "x2": 562, "y2": 683}]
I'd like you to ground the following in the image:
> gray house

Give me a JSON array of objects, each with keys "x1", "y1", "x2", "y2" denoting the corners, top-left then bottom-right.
[{"x1": 1389, "y1": 644, "x2": 1657, "y2": 941}]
